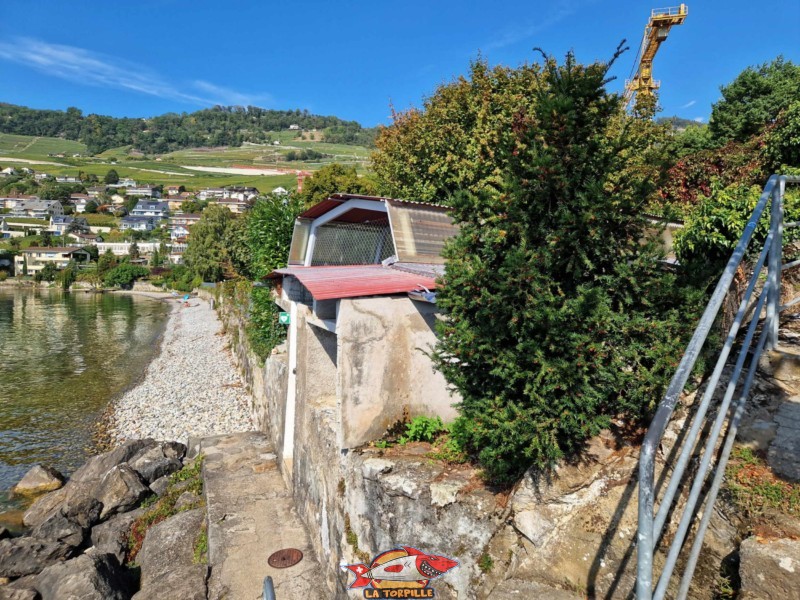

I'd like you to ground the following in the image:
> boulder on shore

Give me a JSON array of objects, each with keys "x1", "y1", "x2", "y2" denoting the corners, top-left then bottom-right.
[
  {"x1": 34, "y1": 552, "x2": 132, "y2": 600},
  {"x1": 89, "y1": 508, "x2": 144, "y2": 565},
  {"x1": 95, "y1": 465, "x2": 150, "y2": 521},
  {"x1": 12, "y1": 466, "x2": 65, "y2": 498},
  {"x1": 0, "y1": 537, "x2": 75, "y2": 578},
  {"x1": 739, "y1": 536, "x2": 800, "y2": 599},
  {"x1": 136, "y1": 509, "x2": 204, "y2": 589}
]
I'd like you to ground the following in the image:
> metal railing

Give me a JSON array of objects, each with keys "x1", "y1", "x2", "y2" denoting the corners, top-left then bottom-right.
[
  {"x1": 263, "y1": 576, "x2": 276, "y2": 600},
  {"x1": 636, "y1": 174, "x2": 800, "y2": 600}
]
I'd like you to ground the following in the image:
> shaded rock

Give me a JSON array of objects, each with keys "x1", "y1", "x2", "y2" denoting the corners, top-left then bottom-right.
[
  {"x1": 3, "y1": 575, "x2": 38, "y2": 591},
  {"x1": 161, "y1": 442, "x2": 187, "y2": 461},
  {"x1": 148, "y1": 476, "x2": 170, "y2": 497},
  {"x1": 767, "y1": 396, "x2": 800, "y2": 482},
  {"x1": 70, "y1": 440, "x2": 155, "y2": 485},
  {"x1": 137, "y1": 509, "x2": 203, "y2": 588},
  {"x1": 95, "y1": 465, "x2": 150, "y2": 521},
  {"x1": 132, "y1": 564, "x2": 207, "y2": 600},
  {"x1": 11, "y1": 467, "x2": 65, "y2": 498},
  {"x1": 34, "y1": 553, "x2": 131, "y2": 600},
  {"x1": 128, "y1": 445, "x2": 181, "y2": 484},
  {"x1": 0, "y1": 588, "x2": 39, "y2": 600},
  {"x1": 60, "y1": 496, "x2": 102, "y2": 530},
  {"x1": 90, "y1": 508, "x2": 144, "y2": 565},
  {"x1": 0, "y1": 538, "x2": 74, "y2": 578},
  {"x1": 30, "y1": 513, "x2": 85, "y2": 548},
  {"x1": 739, "y1": 536, "x2": 800, "y2": 600},
  {"x1": 487, "y1": 579, "x2": 583, "y2": 599},
  {"x1": 0, "y1": 528, "x2": 9, "y2": 541},
  {"x1": 23, "y1": 489, "x2": 68, "y2": 530}
]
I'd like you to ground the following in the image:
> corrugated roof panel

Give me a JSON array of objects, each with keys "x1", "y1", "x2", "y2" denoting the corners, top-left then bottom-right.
[{"x1": 274, "y1": 265, "x2": 437, "y2": 301}]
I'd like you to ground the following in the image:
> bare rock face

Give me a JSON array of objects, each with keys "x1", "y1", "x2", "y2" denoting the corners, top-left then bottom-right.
[
  {"x1": 0, "y1": 528, "x2": 9, "y2": 541},
  {"x1": 23, "y1": 489, "x2": 69, "y2": 530},
  {"x1": 30, "y1": 513, "x2": 86, "y2": 549},
  {"x1": 128, "y1": 445, "x2": 183, "y2": 485},
  {"x1": 11, "y1": 467, "x2": 65, "y2": 498},
  {"x1": 148, "y1": 475, "x2": 171, "y2": 497},
  {"x1": 135, "y1": 509, "x2": 206, "y2": 600},
  {"x1": 0, "y1": 587, "x2": 39, "y2": 600},
  {"x1": 0, "y1": 538, "x2": 75, "y2": 578},
  {"x1": 34, "y1": 553, "x2": 132, "y2": 600},
  {"x1": 89, "y1": 509, "x2": 144, "y2": 565},
  {"x1": 95, "y1": 465, "x2": 150, "y2": 521},
  {"x1": 69, "y1": 440, "x2": 155, "y2": 486},
  {"x1": 739, "y1": 536, "x2": 800, "y2": 600}
]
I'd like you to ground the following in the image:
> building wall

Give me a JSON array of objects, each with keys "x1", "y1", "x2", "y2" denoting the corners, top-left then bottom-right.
[{"x1": 336, "y1": 296, "x2": 459, "y2": 448}]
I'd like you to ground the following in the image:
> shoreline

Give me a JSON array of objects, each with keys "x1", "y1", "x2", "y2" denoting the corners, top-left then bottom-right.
[{"x1": 100, "y1": 294, "x2": 254, "y2": 446}]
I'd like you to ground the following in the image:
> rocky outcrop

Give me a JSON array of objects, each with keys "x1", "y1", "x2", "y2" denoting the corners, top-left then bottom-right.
[
  {"x1": 739, "y1": 536, "x2": 800, "y2": 600},
  {"x1": 128, "y1": 444, "x2": 184, "y2": 484},
  {"x1": 95, "y1": 465, "x2": 150, "y2": 521},
  {"x1": 34, "y1": 553, "x2": 132, "y2": 600},
  {"x1": 89, "y1": 509, "x2": 144, "y2": 565},
  {"x1": 11, "y1": 467, "x2": 65, "y2": 498}
]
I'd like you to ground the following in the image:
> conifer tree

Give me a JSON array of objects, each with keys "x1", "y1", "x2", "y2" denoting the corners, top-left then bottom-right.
[{"x1": 433, "y1": 50, "x2": 703, "y2": 483}]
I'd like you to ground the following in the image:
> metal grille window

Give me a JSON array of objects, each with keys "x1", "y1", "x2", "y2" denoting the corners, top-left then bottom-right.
[{"x1": 310, "y1": 220, "x2": 395, "y2": 266}]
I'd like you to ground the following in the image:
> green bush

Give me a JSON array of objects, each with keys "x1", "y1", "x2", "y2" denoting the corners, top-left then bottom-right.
[
  {"x1": 103, "y1": 264, "x2": 149, "y2": 288},
  {"x1": 246, "y1": 286, "x2": 286, "y2": 361},
  {"x1": 398, "y1": 416, "x2": 446, "y2": 444},
  {"x1": 431, "y1": 50, "x2": 705, "y2": 483}
]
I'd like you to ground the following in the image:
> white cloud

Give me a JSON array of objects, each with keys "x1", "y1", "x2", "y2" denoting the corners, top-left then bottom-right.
[
  {"x1": 693, "y1": 117, "x2": 704, "y2": 123},
  {"x1": 484, "y1": 0, "x2": 595, "y2": 51},
  {"x1": 0, "y1": 37, "x2": 271, "y2": 107},
  {"x1": 680, "y1": 100, "x2": 697, "y2": 109}
]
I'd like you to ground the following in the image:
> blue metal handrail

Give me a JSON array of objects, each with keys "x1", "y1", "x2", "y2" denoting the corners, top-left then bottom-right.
[
  {"x1": 263, "y1": 576, "x2": 276, "y2": 600},
  {"x1": 636, "y1": 174, "x2": 800, "y2": 600}
]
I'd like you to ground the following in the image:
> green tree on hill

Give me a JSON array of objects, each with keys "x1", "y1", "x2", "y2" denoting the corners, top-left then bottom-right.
[
  {"x1": 104, "y1": 169, "x2": 119, "y2": 184},
  {"x1": 298, "y1": 163, "x2": 377, "y2": 207},
  {"x1": 432, "y1": 50, "x2": 703, "y2": 483},
  {"x1": 183, "y1": 204, "x2": 236, "y2": 282}
]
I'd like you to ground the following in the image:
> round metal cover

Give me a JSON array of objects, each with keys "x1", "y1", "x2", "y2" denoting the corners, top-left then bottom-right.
[{"x1": 268, "y1": 548, "x2": 303, "y2": 569}]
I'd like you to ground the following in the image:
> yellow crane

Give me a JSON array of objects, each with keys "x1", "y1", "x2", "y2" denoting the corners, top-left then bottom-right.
[{"x1": 625, "y1": 4, "x2": 688, "y2": 108}]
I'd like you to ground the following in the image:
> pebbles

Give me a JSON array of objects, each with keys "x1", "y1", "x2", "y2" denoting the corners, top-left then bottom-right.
[{"x1": 107, "y1": 298, "x2": 254, "y2": 445}]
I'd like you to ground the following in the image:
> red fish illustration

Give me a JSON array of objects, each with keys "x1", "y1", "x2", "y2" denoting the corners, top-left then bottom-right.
[{"x1": 343, "y1": 546, "x2": 459, "y2": 589}]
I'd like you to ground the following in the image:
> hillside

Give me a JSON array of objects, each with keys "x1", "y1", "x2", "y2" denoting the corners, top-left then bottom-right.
[{"x1": 0, "y1": 103, "x2": 377, "y2": 155}]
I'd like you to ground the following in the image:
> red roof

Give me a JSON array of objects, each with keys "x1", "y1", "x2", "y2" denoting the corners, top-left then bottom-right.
[{"x1": 273, "y1": 265, "x2": 437, "y2": 301}]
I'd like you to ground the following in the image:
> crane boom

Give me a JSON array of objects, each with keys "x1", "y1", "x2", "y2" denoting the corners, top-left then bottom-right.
[{"x1": 625, "y1": 4, "x2": 688, "y2": 108}]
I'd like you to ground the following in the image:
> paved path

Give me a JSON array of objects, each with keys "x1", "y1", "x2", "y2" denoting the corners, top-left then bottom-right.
[{"x1": 200, "y1": 432, "x2": 325, "y2": 599}]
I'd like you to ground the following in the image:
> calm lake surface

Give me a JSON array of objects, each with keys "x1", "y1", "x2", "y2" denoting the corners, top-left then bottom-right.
[{"x1": 0, "y1": 289, "x2": 169, "y2": 513}]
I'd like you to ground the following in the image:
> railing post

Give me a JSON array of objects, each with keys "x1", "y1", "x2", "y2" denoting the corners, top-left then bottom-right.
[{"x1": 767, "y1": 179, "x2": 784, "y2": 350}]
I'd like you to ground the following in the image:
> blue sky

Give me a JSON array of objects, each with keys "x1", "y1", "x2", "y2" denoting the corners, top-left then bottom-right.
[{"x1": 1, "y1": 0, "x2": 798, "y2": 127}]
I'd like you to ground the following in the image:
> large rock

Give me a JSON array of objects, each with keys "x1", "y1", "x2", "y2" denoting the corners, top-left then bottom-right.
[
  {"x1": 23, "y1": 489, "x2": 69, "y2": 530},
  {"x1": 148, "y1": 476, "x2": 171, "y2": 497},
  {"x1": 34, "y1": 553, "x2": 131, "y2": 600},
  {"x1": 30, "y1": 513, "x2": 85, "y2": 548},
  {"x1": 132, "y1": 565, "x2": 208, "y2": 600},
  {"x1": 0, "y1": 528, "x2": 9, "y2": 541},
  {"x1": 95, "y1": 465, "x2": 150, "y2": 521},
  {"x1": 136, "y1": 509, "x2": 204, "y2": 589},
  {"x1": 128, "y1": 445, "x2": 182, "y2": 485},
  {"x1": 0, "y1": 538, "x2": 74, "y2": 578},
  {"x1": 89, "y1": 508, "x2": 144, "y2": 565},
  {"x1": 739, "y1": 536, "x2": 800, "y2": 600},
  {"x1": 11, "y1": 467, "x2": 65, "y2": 498},
  {"x1": 0, "y1": 588, "x2": 39, "y2": 600},
  {"x1": 69, "y1": 440, "x2": 155, "y2": 486}
]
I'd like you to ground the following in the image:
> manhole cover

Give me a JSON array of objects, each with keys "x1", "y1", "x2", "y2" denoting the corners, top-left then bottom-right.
[{"x1": 268, "y1": 548, "x2": 303, "y2": 569}]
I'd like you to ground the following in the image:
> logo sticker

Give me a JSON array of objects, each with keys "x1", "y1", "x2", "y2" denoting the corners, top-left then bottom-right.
[{"x1": 342, "y1": 546, "x2": 459, "y2": 598}]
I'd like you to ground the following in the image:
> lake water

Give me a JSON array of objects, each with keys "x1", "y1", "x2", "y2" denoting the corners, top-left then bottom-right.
[{"x1": 0, "y1": 288, "x2": 169, "y2": 515}]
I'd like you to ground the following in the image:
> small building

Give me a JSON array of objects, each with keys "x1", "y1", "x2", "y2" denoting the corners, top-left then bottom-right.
[
  {"x1": 266, "y1": 193, "x2": 460, "y2": 471},
  {"x1": 116, "y1": 178, "x2": 137, "y2": 188},
  {"x1": 14, "y1": 247, "x2": 91, "y2": 275},
  {"x1": 87, "y1": 186, "x2": 108, "y2": 198},
  {"x1": 208, "y1": 198, "x2": 252, "y2": 214},
  {"x1": 131, "y1": 201, "x2": 170, "y2": 219},
  {"x1": 1, "y1": 217, "x2": 49, "y2": 237},
  {"x1": 68, "y1": 231, "x2": 103, "y2": 245},
  {"x1": 288, "y1": 124, "x2": 301, "y2": 130},
  {"x1": 120, "y1": 216, "x2": 156, "y2": 232},
  {"x1": 34, "y1": 173, "x2": 52, "y2": 181},
  {"x1": 223, "y1": 186, "x2": 259, "y2": 202},
  {"x1": 197, "y1": 187, "x2": 226, "y2": 201},
  {"x1": 54, "y1": 176, "x2": 81, "y2": 184},
  {"x1": 272, "y1": 186, "x2": 289, "y2": 196},
  {"x1": 96, "y1": 242, "x2": 162, "y2": 257},
  {"x1": 127, "y1": 185, "x2": 161, "y2": 198}
]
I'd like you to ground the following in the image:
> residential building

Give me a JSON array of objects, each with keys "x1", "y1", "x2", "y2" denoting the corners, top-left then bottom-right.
[
  {"x1": 272, "y1": 186, "x2": 289, "y2": 195},
  {"x1": 34, "y1": 173, "x2": 52, "y2": 181},
  {"x1": 49, "y1": 215, "x2": 89, "y2": 236},
  {"x1": 169, "y1": 213, "x2": 202, "y2": 227},
  {"x1": 120, "y1": 216, "x2": 156, "y2": 232},
  {"x1": 208, "y1": 197, "x2": 252, "y2": 214},
  {"x1": 96, "y1": 242, "x2": 162, "y2": 256},
  {"x1": 14, "y1": 247, "x2": 91, "y2": 275},
  {"x1": 116, "y1": 178, "x2": 137, "y2": 188},
  {"x1": 127, "y1": 185, "x2": 161, "y2": 198},
  {"x1": 68, "y1": 232, "x2": 103, "y2": 245},
  {"x1": 10, "y1": 200, "x2": 64, "y2": 219},
  {"x1": 288, "y1": 124, "x2": 301, "y2": 130},
  {"x1": 1, "y1": 167, "x2": 18, "y2": 177},
  {"x1": 131, "y1": 201, "x2": 170, "y2": 219},
  {"x1": 170, "y1": 224, "x2": 191, "y2": 241},
  {"x1": 197, "y1": 187, "x2": 225, "y2": 200},
  {"x1": 87, "y1": 186, "x2": 108, "y2": 198},
  {"x1": 223, "y1": 186, "x2": 259, "y2": 201},
  {"x1": 55, "y1": 176, "x2": 80, "y2": 184}
]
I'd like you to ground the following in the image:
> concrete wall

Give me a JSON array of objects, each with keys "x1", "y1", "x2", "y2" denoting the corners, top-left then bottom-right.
[{"x1": 337, "y1": 296, "x2": 459, "y2": 448}]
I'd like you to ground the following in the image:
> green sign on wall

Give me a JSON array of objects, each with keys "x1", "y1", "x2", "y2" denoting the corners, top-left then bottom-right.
[{"x1": 279, "y1": 312, "x2": 291, "y2": 325}]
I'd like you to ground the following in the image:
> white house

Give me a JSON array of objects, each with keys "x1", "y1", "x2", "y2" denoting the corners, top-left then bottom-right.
[
  {"x1": 14, "y1": 247, "x2": 91, "y2": 275},
  {"x1": 55, "y1": 176, "x2": 81, "y2": 184},
  {"x1": 49, "y1": 215, "x2": 89, "y2": 235},
  {"x1": 116, "y1": 178, "x2": 137, "y2": 188},
  {"x1": 131, "y1": 201, "x2": 169, "y2": 219},
  {"x1": 127, "y1": 185, "x2": 161, "y2": 198},
  {"x1": 197, "y1": 188, "x2": 225, "y2": 200},
  {"x1": 223, "y1": 186, "x2": 259, "y2": 202},
  {"x1": 120, "y1": 216, "x2": 156, "y2": 232}
]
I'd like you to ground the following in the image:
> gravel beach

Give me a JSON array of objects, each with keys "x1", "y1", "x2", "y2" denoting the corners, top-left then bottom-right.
[{"x1": 107, "y1": 295, "x2": 254, "y2": 444}]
